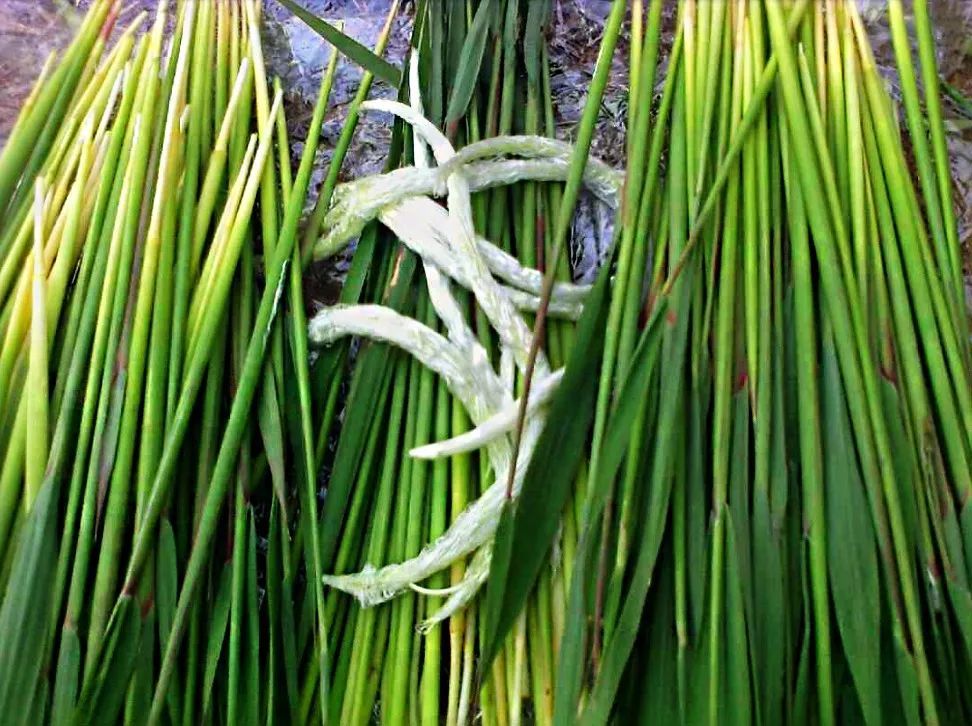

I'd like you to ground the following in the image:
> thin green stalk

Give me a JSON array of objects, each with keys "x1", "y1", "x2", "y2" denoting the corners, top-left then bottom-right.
[
  {"x1": 886, "y1": 0, "x2": 962, "y2": 312},
  {"x1": 301, "y1": 0, "x2": 402, "y2": 260},
  {"x1": 706, "y1": 13, "x2": 745, "y2": 721},
  {"x1": 284, "y1": 41, "x2": 341, "y2": 724},
  {"x1": 24, "y1": 181, "x2": 50, "y2": 512},
  {"x1": 912, "y1": 0, "x2": 964, "y2": 315},
  {"x1": 169, "y1": 0, "x2": 218, "y2": 420},
  {"x1": 779, "y1": 102, "x2": 834, "y2": 726}
]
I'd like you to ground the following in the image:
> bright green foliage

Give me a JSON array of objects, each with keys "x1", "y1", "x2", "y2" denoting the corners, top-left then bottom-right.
[{"x1": 0, "y1": 1, "x2": 970, "y2": 725}]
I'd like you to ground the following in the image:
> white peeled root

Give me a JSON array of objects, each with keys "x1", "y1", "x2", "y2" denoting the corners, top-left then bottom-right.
[
  {"x1": 410, "y1": 369, "x2": 565, "y2": 460},
  {"x1": 321, "y1": 484, "x2": 506, "y2": 608},
  {"x1": 319, "y1": 425, "x2": 540, "y2": 610},
  {"x1": 418, "y1": 545, "x2": 492, "y2": 631},
  {"x1": 314, "y1": 134, "x2": 622, "y2": 263},
  {"x1": 379, "y1": 198, "x2": 585, "y2": 319},
  {"x1": 309, "y1": 83, "x2": 613, "y2": 624}
]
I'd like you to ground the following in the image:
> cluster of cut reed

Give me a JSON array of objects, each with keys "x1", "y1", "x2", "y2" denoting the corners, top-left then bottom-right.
[
  {"x1": 0, "y1": 0, "x2": 381, "y2": 722},
  {"x1": 512, "y1": 0, "x2": 972, "y2": 723},
  {"x1": 1, "y1": 0, "x2": 971, "y2": 724},
  {"x1": 308, "y1": 1, "x2": 972, "y2": 725}
]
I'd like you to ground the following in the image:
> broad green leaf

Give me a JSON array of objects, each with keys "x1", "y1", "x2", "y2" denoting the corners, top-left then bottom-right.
[
  {"x1": 879, "y1": 381, "x2": 921, "y2": 559},
  {"x1": 962, "y1": 502, "x2": 972, "y2": 585},
  {"x1": 444, "y1": 0, "x2": 495, "y2": 124},
  {"x1": 258, "y1": 368, "x2": 289, "y2": 526},
  {"x1": 634, "y1": 562, "x2": 679, "y2": 723},
  {"x1": 822, "y1": 342, "x2": 882, "y2": 726},
  {"x1": 51, "y1": 628, "x2": 80, "y2": 726},
  {"x1": 686, "y1": 621, "x2": 713, "y2": 726},
  {"x1": 27, "y1": 676, "x2": 49, "y2": 726},
  {"x1": 725, "y1": 510, "x2": 753, "y2": 726},
  {"x1": 940, "y1": 504, "x2": 970, "y2": 592},
  {"x1": 276, "y1": 0, "x2": 402, "y2": 87},
  {"x1": 425, "y1": 0, "x2": 445, "y2": 124},
  {"x1": 480, "y1": 252, "x2": 614, "y2": 673},
  {"x1": 481, "y1": 500, "x2": 517, "y2": 675},
  {"x1": 523, "y1": 0, "x2": 549, "y2": 88},
  {"x1": 687, "y1": 383, "x2": 709, "y2": 641},
  {"x1": 945, "y1": 577, "x2": 972, "y2": 666},
  {"x1": 877, "y1": 622, "x2": 907, "y2": 725},
  {"x1": 445, "y1": 0, "x2": 468, "y2": 93},
  {"x1": 0, "y1": 477, "x2": 57, "y2": 723},
  {"x1": 728, "y1": 392, "x2": 753, "y2": 629},
  {"x1": 892, "y1": 631, "x2": 921, "y2": 726},
  {"x1": 72, "y1": 596, "x2": 141, "y2": 725},
  {"x1": 792, "y1": 544, "x2": 813, "y2": 726},
  {"x1": 202, "y1": 565, "x2": 233, "y2": 719},
  {"x1": 246, "y1": 513, "x2": 261, "y2": 721},
  {"x1": 95, "y1": 371, "x2": 127, "y2": 527},
  {"x1": 156, "y1": 518, "x2": 181, "y2": 722},
  {"x1": 157, "y1": 519, "x2": 178, "y2": 652},
  {"x1": 755, "y1": 310, "x2": 788, "y2": 726},
  {"x1": 751, "y1": 484, "x2": 785, "y2": 726},
  {"x1": 125, "y1": 607, "x2": 154, "y2": 724}
]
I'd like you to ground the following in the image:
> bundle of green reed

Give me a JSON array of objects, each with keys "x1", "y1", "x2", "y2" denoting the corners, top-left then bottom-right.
[
  {"x1": 0, "y1": 0, "x2": 371, "y2": 721},
  {"x1": 508, "y1": 1, "x2": 972, "y2": 723},
  {"x1": 307, "y1": 0, "x2": 972, "y2": 724},
  {"x1": 0, "y1": 0, "x2": 971, "y2": 724}
]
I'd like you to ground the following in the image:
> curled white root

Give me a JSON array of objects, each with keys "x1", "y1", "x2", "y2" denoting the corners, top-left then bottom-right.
[
  {"x1": 419, "y1": 546, "x2": 492, "y2": 631},
  {"x1": 315, "y1": 139, "x2": 622, "y2": 262},
  {"x1": 309, "y1": 89, "x2": 614, "y2": 623},
  {"x1": 410, "y1": 369, "x2": 565, "y2": 460},
  {"x1": 379, "y1": 198, "x2": 584, "y2": 319}
]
